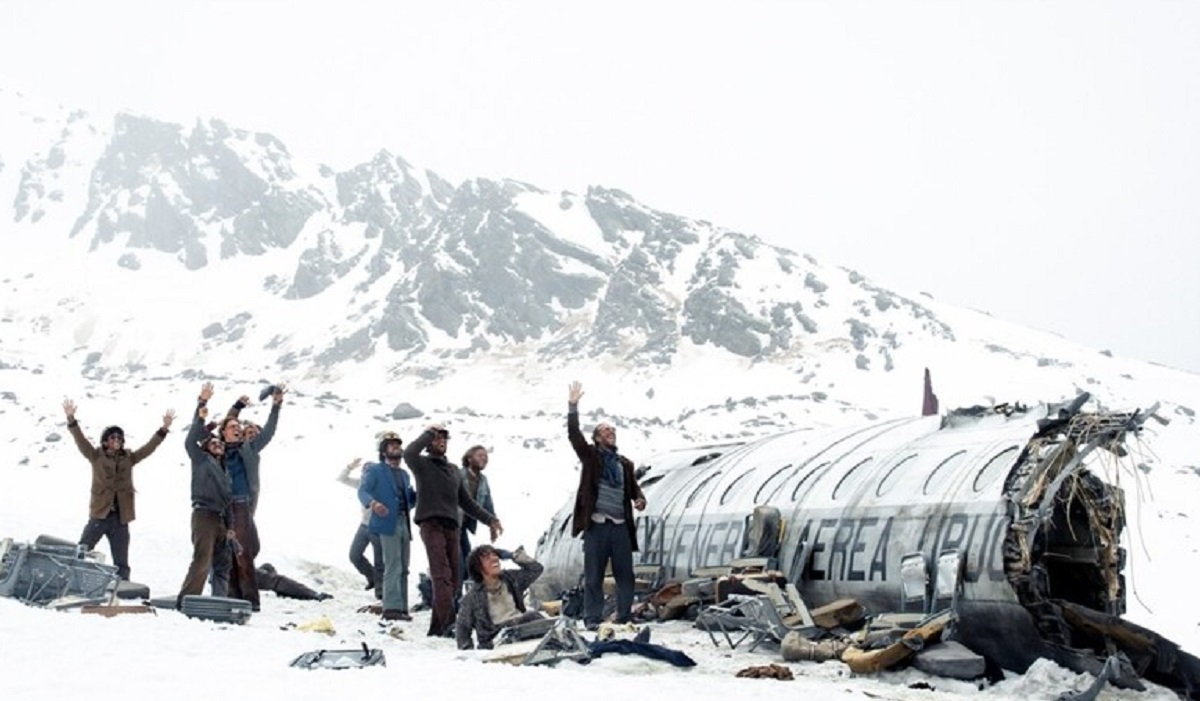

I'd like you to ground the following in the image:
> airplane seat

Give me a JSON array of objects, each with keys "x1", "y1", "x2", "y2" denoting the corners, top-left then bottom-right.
[
  {"x1": 899, "y1": 551, "x2": 930, "y2": 613},
  {"x1": 741, "y1": 506, "x2": 782, "y2": 560},
  {"x1": 933, "y1": 549, "x2": 964, "y2": 613},
  {"x1": 868, "y1": 551, "x2": 930, "y2": 631}
]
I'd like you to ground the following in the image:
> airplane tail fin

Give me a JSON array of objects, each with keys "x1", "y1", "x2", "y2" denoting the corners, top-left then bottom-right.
[{"x1": 922, "y1": 368, "x2": 939, "y2": 417}]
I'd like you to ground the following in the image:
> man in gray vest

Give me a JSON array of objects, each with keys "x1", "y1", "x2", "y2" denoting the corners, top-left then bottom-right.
[{"x1": 566, "y1": 381, "x2": 646, "y2": 630}]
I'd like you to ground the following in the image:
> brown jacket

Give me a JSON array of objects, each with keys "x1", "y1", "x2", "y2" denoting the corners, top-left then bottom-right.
[
  {"x1": 567, "y1": 408, "x2": 644, "y2": 549},
  {"x1": 68, "y1": 421, "x2": 168, "y2": 524}
]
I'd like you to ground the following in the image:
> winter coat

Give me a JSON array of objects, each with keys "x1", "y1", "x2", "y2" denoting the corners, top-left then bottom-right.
[
  {"x1": 403, "y1": 430, "x2": 495, "y2": 528},
  {"x1": 455, "y1": 550, "x2": 544, "y2": 650},
  {"x1": 357, "y1": 461, "x2": 417, "y2": 538},
  {"x1": 185, "y1": 401, "x2": 233, "y2": 527},
  {"x1": 226, "y1": 400, "x2": 280, "y2": 515},
  {"x1": 459, "y1": 467, "x2": 494, "y2": 535},
  {"x1": 67, "y1": 421, "x2": 167, "y2": 524},
  {"x1": 567, "y1": 407, "x2": 644, "y2": 549}
]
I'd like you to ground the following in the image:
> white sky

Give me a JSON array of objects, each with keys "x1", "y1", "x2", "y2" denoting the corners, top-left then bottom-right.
[{"x1": 2, "y1": 0, "x2": 1197, "y2": 373}]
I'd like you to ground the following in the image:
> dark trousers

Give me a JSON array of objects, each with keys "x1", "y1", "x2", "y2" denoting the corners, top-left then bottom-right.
[
  {"x1": 458, "y1": 526, "x2": 473, "y2": 595},
  {"x1": 79, "y1": 510, "x2": 131, "y2": 580},
  {"x1": 210, "y1": 541, "x2": 231, "y2": 597},
  {"x1": 419, "y1": 520, "x2": 460, "y2": 637},
  {"x1": 226, "y1": 500, "x2": 261, "y2": 608},
  {"x1": 256, "y1": 566, "x2": 322, "y2": 600},
  {"x1": 582, "y1": 520, "x2": 634, "y2": 626},
  {"x1": 178, "y1": 510, "x2": 227, "y2": 607},
  {"x1": 349, "y1": 523, "x2": 384, "y2": 589}
]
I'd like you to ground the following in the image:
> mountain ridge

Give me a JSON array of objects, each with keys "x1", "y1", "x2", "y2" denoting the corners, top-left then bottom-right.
[{"x1": 0, "y1": 85, "x2": 1197, "y2": 433}]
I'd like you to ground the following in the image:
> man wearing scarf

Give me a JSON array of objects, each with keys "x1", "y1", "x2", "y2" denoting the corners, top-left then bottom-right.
[{"x1": 566, "y1": 381, "x2": 647, "y2": 630}]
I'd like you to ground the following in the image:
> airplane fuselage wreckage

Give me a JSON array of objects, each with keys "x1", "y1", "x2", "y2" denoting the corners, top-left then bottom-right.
[{"x1": 536, "y1": 393, "x2": 1200, "y2": 697}]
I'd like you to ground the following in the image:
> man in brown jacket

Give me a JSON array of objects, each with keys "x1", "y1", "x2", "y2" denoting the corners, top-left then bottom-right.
[
  {"x1": 63, "y1": 399, "x2": 175, "y2": 581},
  {"x1": 566, "y1": 381, "x2": 646, "y2": 630}
]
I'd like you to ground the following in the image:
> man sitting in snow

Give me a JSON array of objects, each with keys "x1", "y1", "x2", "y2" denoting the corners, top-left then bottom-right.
[{"x1": 455, "y1": 545, "x2": 545, "y2": 650}]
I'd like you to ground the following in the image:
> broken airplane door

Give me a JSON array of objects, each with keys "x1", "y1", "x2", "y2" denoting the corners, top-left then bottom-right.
[{"x1": 535, "y1": 394, "x2": 1200, "y2": 698}]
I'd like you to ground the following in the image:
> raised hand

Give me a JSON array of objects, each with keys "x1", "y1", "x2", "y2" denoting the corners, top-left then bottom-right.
[
  {"x1": 427, "y1": 422, "x2": 445, "y2": 434},
  {"x1": 199, "y1": 382, "x2": 214, "y2": 402},
  {"x1": 162, "y1": 409, "x2": 176, "y2": 431},
  {"x1": 62, "y1": 399, "x2": 77, "y2": 419},
  {"x1": 272, "y1": 383, "x2": 287, "y2": 405},
  {"x1": 237, "y1": 395, "x2": 251, "y2": 406},
  {"x1": 568, "y1": 381, "x2": 584, "y2": 405},
  {"x1": 347, "y1": 457, "x2": 363, "y2": 470}
]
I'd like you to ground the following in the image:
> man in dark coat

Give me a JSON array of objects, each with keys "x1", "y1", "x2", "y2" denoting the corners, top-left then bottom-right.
[
  {"x1": 176, "y1": 382, "x2": 235, "y2": 609},
  {"x1": 404, "y1": 423, "x2": 502, "y2": 637},
  {"x1": 210, "y1": 387, "x2": 284, "y2": 610},
  {"x1": 567, "y1": 381, "x2": 646, "y2": 630},
  {"x1": 255, "y1": 563, "x2": 332, "y2": 601},
  {"x1": 63, "y1": 399, "x2": 175, "y2": 581}
]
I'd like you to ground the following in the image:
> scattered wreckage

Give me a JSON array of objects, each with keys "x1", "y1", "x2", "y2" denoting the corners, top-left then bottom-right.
[
  {"x1": 536, "y1": 393, "x2": 1200, "y2": 698},
  {"x1": 0, "y1": 534, "x2": 151, "y2": 614},
  {"x1": 0, "y1": 534, "x2": 255, "y2": 622}
]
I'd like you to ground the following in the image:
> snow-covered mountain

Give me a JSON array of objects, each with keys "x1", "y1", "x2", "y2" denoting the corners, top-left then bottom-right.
[
  {"x1": 2, "y1": 86, "x2": 1197, "y2": 432},
  {"x1": 3, "y1": 85, "x2": 1200, "y2": 701}
]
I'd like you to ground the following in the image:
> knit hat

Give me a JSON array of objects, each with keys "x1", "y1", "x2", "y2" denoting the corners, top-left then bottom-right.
[{"x1": 101, "y1": 426, "x2": 124, "y2": 442}]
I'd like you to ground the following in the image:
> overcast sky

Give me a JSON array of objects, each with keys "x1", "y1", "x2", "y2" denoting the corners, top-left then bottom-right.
[{"x1": 2, "y1": 1, "x2": 1197, "y2": 373}]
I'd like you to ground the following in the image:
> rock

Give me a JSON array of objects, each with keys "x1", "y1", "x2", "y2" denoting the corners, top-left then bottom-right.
[{"x1": 390, "y1": 402, "x2": 423, "y2": 420}]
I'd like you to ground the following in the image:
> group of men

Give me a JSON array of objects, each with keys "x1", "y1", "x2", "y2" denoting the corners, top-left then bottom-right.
[{"x1": 63, "y1": 379, "x2": 648, "y2": 638}]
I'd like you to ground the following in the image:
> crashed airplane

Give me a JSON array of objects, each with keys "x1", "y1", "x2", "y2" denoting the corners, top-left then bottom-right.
[{"x1": 536, "y1": 392, "x2": 1200, "y2": 698}]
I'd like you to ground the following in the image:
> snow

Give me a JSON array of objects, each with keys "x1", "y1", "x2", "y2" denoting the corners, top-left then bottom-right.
[
  {"x1": 2, "y1": 87, "x2": 1200, "y2": 701},
  {"x1": 514, "y1": 190, "x2": 612, "y2": 259},
  {"x1": 1, "y1": 364, "x2": 1199, "y2": 701}
]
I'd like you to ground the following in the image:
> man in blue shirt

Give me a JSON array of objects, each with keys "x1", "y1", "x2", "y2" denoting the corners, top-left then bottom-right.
[
  {"x1": 358, "y1": 432, "x2": 418, "y2": 620},
  {"x1": 211, "y1": 386, "x2": 284, "y2": 610}
]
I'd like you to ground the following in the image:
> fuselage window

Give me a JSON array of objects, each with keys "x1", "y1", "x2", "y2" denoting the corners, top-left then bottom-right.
[
  {"x1": 972, "y1": 446, "x2": 1020, "y2": 492},
  {"x1": 875, "y1": 454, "x2": 917, "y2": 497},
  {"x1": 832, "y1": 457, "x2": 874, "y2": 500},
  {"x1": 686, "y1": 471, "x2": 724, "y2": 508},
  {"x1": 790, "y1": 461, "x2": 831, "y2": 502},
  {"x1": 719, "y1": 469, "x2": 757, "y2": 506},
  {"x1": 923, "y1": 450, "x2": 968, "y2": 496},
  {"x1": 755, "y1": 464, "x2": 794, "y2": 504}
]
